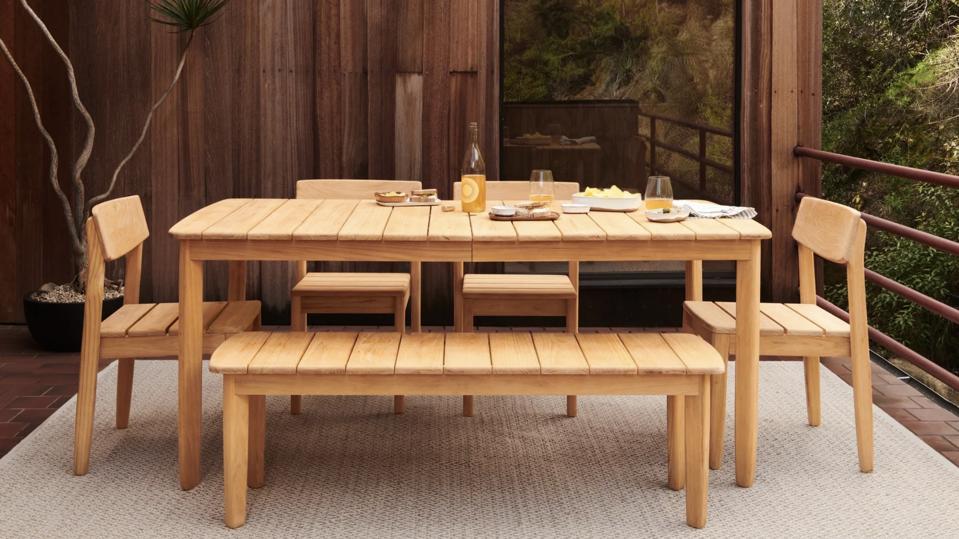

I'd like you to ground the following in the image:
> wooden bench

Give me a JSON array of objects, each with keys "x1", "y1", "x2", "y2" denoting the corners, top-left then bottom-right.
[{"x1": 209, "y1": 331, "x2": 724, "y2": 529}]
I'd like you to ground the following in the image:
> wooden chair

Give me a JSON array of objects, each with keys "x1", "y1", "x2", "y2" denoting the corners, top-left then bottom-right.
[
  {"x1": 453, "y1": 180, "x2": 581, "y2": 417},
  {"x1": 682, "y1": 197, "x2": 873, "y2": 472},
  {"x1": 290, "y1": 179, "x2": 422, "y2": 415},
  {"x1": 74, "y1": 195, "x2": 261, "y2": 475}
]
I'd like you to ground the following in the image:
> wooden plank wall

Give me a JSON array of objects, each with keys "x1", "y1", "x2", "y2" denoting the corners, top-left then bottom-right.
[
  {"x1": 740, "y1": 0, "x2": 821, "y2": 302},
  {"x1": 0, "y1": 0, "x2": 499, "y2": 324}
]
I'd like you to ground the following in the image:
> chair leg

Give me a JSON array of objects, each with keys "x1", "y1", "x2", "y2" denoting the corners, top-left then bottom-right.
[
  {"x1": 708, "y1": 335, "x2": 729, "y2": 470},
  {"x1": 803, "y1": 356, "x2": 822, "y2": 427},
  {"x1": 248, "y1": 395, "x2": 266, "y2": 489},
  {"x1": 290, "y1": 296, "x2": 305, "y2": 416},
  {"x1": 463, "y1": 395, "x2": 474, "y2": 417},
  {"x1": 73, "y1": 348, "x2": 101, "y2": 476},
  {"x1": 566, "y1": 395, "x2": 577, "y2": 417},
  {"x1": 667, "y1": 395, "x2": 685, "y2": 491},
  {"x1": 116, "y1": 358, "x2": 135, "y2": 429},
  {"x1": 850, "y1": 348, "x2": 874, "y2": 473},
  {"x1": 685, "y1": 377, "x2": 710, "y2": 529}
]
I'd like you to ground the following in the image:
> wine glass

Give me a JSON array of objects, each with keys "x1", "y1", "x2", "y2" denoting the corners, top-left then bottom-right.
[
  {"x1": 645, "y1": 175, "x2": 673, "y2": 210},
  {"x1": 529, "y1": 169, "x2": 555, "y2": 203}
]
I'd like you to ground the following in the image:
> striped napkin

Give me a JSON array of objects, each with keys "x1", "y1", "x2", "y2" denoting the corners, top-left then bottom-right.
[{"x1": 675, "y1": 201, "x2": 758, "y2": 220}]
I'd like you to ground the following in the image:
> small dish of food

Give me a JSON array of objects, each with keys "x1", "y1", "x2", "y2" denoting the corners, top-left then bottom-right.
[
  {"x1": 572, "y1": 185, "x2": 642, "y2": 212},
  {"x1": 375, "y1": 191, "x2": 409, "y2": 204},
  {"x1": 490, "y1": 205, "x2": 517, "y2": 217},
  {"x1": 410, "y1": 188, "x2": 438, "y2": 203},
  {"x1": 645, "y1": 206, "x2": 690, "y2": 223},
  {"x1": 561, "y1": 203, "x2": 590, "y2": 214}
]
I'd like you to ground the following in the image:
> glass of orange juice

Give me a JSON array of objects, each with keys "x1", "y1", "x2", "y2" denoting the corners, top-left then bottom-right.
[
  {"x1": 529, "y1": 169, "x2": 555, "y2": 203},
  {"x1": 645, "y1": 175, "x2": 673, "y2": 210}
]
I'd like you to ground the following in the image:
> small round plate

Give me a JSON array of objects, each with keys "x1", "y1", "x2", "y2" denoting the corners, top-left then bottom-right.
[
  {"x1": 490, "y1": 205, "x2": 517, "y2": 217},
  {"x1": 645, "y1": 207, "x2": 690, "y2": 222}
]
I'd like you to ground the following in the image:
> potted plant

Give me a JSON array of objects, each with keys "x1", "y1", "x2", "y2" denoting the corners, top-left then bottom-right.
[{"x1": 1, "y1": 0, "x2": 228, "y2": 351}]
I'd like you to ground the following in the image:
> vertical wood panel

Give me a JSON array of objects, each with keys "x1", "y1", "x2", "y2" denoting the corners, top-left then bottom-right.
[
  {"x1": 448, "y1": 72, "x2": 479, "y2": 183},
  {"x1": 449, "y1": 0, "x2": 478, "y2": 71},
  {"x1": 396, "y1": 0, "x2": 423, "y2": 73},
  {"x1": 0, "y1": 0, "x2": 17, "y2": 319},
  {"x1": 315, "y1": 0, "x2": 343, "y2": 178},
  {"x1": 366, "y1": 0, "x2": 397, "y2": 179},
  {"x1": 423, "y1": 0, "x2": 451, "y2": 194},
  {"x1": 394, "y1": 73, "x2": 423, "y2": 180}
]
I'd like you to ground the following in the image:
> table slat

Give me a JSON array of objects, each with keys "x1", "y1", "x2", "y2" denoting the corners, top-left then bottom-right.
[
  {"x1": 248, "y1": 199, "x2": 323, "y2": 240},
  {"x1": 627, "y1": 210, "x2": 695, "y2": 240},
  {"x1": 169, "y1": 199, "x2": 250, "y2": 239},
  {"x1": 468, "y1": 202, "x2": 517, "y2": 242},
  {"x1": 587, "y1": 211, "x2": 651, "y2": 241},
  {"x1": 383, "y1": 205, "x2": 431, "y2": 241},
  {"x1": 680, "y1": 218, "x2": 740, "y2": 240},
  {"x1": 428, "y1": 204, "x2": 472, "y2": 241},
  {"x1": 293, "y1": 200, "x2": 358, "y2": 240},
  {"x1": 338, "y1": 200, "x2": 393, "y2": 241},
  {"x1": 203, "y1": 199, "x2": 286, "y2": 240}
]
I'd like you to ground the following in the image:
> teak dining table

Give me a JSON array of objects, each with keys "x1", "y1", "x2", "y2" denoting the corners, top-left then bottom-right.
[{"x1": 169, "y1": 198, "x2": 771, "y2": 491}]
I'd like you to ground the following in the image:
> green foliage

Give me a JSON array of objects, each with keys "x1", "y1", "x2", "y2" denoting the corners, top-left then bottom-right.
[
  {"x1": 149, "y1": 0, "x2": 229, "y2": 32},
  {"x1": 823, "y1": 0, "x2": 959, "y2": 371}
]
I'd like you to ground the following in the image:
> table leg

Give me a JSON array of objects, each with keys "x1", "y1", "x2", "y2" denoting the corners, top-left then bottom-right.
[
  {"x1": 228, "y1": 261, "x2": 246, "y2": 301},
  {"x1": 453, "y1": 262, "x2": 464, "y2": 331},
  {"x1": 734, "y1": 240, "x2": 761, "y2": 487},
  {"x1": 178, "y1": 241, "x2": 204, "y2": 490},
  {"x1": 685, "y1": 260, "x2": 703, "y2": 301}
]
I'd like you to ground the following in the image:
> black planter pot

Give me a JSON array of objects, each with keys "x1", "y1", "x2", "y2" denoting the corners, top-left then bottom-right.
[{"x1": 23, "y1": 293, "x2": 124, "y2": 352}]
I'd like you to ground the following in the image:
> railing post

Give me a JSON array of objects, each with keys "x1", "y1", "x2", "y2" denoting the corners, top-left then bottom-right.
[
  {"x1": 649, "y1": 116, "x2": 657, "y2": 175},
  {"x1": 698, "y1": 129, "x2": 707, "y2": 192}
]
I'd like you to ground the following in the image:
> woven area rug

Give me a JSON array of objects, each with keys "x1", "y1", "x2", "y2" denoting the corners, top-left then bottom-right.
[{"x1": 0, "y1": 361, "x2": 957, "y2": 538}]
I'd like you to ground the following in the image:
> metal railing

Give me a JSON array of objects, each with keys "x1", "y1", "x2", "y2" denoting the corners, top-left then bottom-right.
[
  {"x1": 794, "y1": 145, "x2": 959, "y2": 392},
  {"x1": 637, "y1": 111, "x2": 734, "y2": 191}
]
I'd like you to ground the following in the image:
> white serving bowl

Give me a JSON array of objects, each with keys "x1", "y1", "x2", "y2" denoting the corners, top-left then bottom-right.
[{"x1": 572, "y1": 192, "x2": 642, "y2": 212}]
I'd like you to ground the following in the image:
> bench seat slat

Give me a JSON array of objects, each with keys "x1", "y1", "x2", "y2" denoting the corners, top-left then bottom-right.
[
  {"x1": 618, "y1": 333, "x2": 688, "y2": 374},
  {"x1": 444, "y1": 333, "x2": 492, "y2": 375},
  {"x1": 661, "y1": 334, "x2": 725, "y2": 375},
  {"x1": 210, "y1": 332, "x2": 271, "y2": 374},
  {"x1": 532, "y1": 333, "x2": 589, "y2": 375},
  {"x1": 345, "y1": 333, "x2": 402, "y2": 374},
  {"x1": 297, "y1": 332, "x2": 358, "y2": 374},
  {"x1": 489, "y1": 333, "x2": 541, "y2": 375},
  {"x1": 248, "y1": 333, "x2": 314, "y2": 374},
  {"x1": 395, "y1": 333, "x2": 445, "y2": 375},
  {"x1": 576, "y1": 333, "x2": 637, "y2": 375}
]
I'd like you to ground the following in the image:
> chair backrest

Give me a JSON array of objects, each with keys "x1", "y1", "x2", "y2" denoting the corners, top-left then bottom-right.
[
  {"x1": 297, "y1": 179, "x2": 423, "y2": 200},
  {"x1": 90, "y1": 195, "x2": 150, "y2": 262},
  {"x1": 452, "y1": 180, "x2": 580, "y2": 201},
  {"x1": 791, "y1": 197, "x2": 863, "y2": 265}
]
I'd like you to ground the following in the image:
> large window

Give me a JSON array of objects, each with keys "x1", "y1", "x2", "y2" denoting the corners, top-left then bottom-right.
[{"x1": 502, "y1": 0, "x2": 737, "y2": 203}]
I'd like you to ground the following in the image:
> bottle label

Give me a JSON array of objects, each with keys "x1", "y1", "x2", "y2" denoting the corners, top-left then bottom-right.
[{"x1": 460, "y1": 174, "x2": 486, "y2": 212}]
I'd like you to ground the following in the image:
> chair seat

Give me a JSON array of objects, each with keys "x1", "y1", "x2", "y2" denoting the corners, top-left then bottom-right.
[
  {"x1": 101, "y1": 301, "x2": 261, "y2": 338},
  {"x1": 462, "y1": 274, "x2": 576, "y2": 298},
  {"x1": 683, "y1": 301, "x2": 850, "y2": 337},
  {"x1": 292, "y1": 272, "x2": 410, "y2": 296}
]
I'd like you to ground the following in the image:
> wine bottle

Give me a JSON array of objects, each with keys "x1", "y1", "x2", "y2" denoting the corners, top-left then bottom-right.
[{"x1": 460, "y1": 122, "x2": 486, "y2": 213}]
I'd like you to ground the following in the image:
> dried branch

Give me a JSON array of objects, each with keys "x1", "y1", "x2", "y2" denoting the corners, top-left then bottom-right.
[
  {"x1": 88, "y1": 32, "x2": 195, "y2": 208},
  {"x1": 0, "y1": 36, "x2": 84, "y2": 264},
  {"x1": 18, "y1": 0, "x2": 95, "y2": 237}
]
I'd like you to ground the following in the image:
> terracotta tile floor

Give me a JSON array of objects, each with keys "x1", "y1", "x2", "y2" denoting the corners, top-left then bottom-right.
[{"x1": 1, "y1": 325, "x2": 957, "y2": 466}]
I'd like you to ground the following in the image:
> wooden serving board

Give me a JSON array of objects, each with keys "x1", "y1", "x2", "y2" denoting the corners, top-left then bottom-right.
[
  {"x1": 376, "y1": 200, "x2": 442, "y2": 207},
  {"x1": 489, "y1": 211, "x2": 560, "y2": 222}
]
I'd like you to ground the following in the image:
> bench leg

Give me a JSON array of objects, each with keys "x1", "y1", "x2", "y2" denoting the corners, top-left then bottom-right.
[
  {"x1": 667, "y1": 395, "x2": 685, "y2": 491},
  {"x1": 248, "y1": 395, "x2": 265, "y2": 489},
  {"x1": 685, "y1": 377, "x2": 710, "y2": 528},
  {"x1": 223, "y1": 376, "x2": 250, "y2": 528},
  {"x1": 463, "y1": 395, "x2": 474, "y2": 417},
  {"x1": 453, "y1": 262, "x2": 465, "y2": 331},
  {"x1": 116, "y1": 358, "x2": 134, "y2": 429},
  {"x1": 394, "y1": 297, "x2": 406, "y2": 414},
  {"x1": 394, "y1": 395, "x2": 405, "y2": 415},
  {"x1": 410, "y1": 261, "x2": 422, "y2": 332},
  {"x1": 709, "y1": 335, "x2": 730, "y2": 470},
  {"x1": 803, "y1": 355, "x2": 822, "y2": 427},
  {"x1": 290, "y1": 294, "x2": 305, "y2": 416}
]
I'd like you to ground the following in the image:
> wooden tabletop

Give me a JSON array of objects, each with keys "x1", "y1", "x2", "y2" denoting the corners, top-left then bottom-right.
[{"x1": 170, "y1": 198, "x2": 771, "y2": 244}]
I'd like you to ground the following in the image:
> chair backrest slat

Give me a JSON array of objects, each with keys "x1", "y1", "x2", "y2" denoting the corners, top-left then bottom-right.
[
  {"x1": 791, "y1": 197, "x2": 863, "y2": 265},
  {"x1": 297, "y1": 179, "x2": 423, "y2": 200},
  {"x1": 452, "y1": 180, "x2": 580, "y2": 201},
  {"x1": 90, "y1": 195, "x2": 150, "y2": 262}
]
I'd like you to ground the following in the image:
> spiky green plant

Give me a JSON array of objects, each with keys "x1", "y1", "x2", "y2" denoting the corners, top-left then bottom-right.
[{"x1": 150, "y1": 0, "x2": 229, "y2": 32}]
